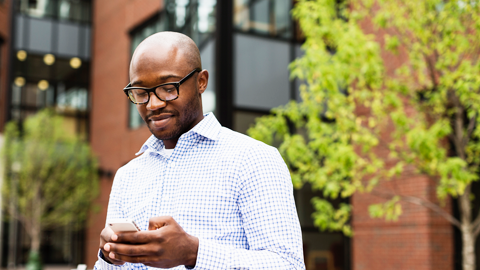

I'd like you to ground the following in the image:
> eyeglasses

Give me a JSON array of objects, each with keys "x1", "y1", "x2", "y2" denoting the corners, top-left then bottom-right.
[{"x1": 123, "y1": 68, "x2": 201, "y2": 104}]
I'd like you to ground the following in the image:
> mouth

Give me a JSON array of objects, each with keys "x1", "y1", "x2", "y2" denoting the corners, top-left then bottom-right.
[{"x1": 148, "y1": 114, "x2": 174, "y2": 129}]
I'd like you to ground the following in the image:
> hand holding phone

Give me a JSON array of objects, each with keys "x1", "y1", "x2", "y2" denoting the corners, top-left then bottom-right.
[{"x1": 107, "y1": 219, "x2": 140, "y2": 233}]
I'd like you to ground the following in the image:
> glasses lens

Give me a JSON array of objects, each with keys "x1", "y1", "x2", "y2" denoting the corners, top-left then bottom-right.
[
  {"x1": 156, "y1": 84, "x2": 178, "y2": 101},
  {"x1": 128, "y1": 89, "x2": 149, "y2": 104}
]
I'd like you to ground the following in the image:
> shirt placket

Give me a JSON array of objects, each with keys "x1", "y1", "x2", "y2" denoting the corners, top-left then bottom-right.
[{"x1": 161, "y1": 156, "x2": 177, "y2": 216}]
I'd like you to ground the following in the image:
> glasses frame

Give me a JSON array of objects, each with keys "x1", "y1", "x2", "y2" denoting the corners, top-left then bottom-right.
[{"x1": 123, "y1": 68, "x2": 201, "y2": 104}]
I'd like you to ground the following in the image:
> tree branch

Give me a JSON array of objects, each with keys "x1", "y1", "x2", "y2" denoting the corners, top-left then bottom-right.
[
  {"x1": 474, "y1": 224, "x2": 480, "y2": 238},
  {"x1": 401, "y1": 195, "x2": 462, "y2": 228},
  {"x1": 5, "y1": 203, "x2": 28, "y2": 229},
  {"x1": 424, "y1": 53, "x2": 438, "y2": 90},
  {"x1": 371, "y1": 189, "x2": 462, "y2": 229},
  {"x1": 464, "y1": 113, "x2": 477, "y2": 146},
  {"x1": 449, "y1": 90, "x2": 466, "y2": 160},
  {"x1": 472, "y1": 208, "x2": 480, "y2": 238}
]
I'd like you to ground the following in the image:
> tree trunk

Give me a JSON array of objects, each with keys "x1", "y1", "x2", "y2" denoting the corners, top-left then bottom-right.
[
  {"x1": 30, "y1": 224, "x2": 41, "y2": 254},
  {"x1": 462, "y1": 226, "x2": 475, "y2": 270},
  {"x1": 30, "y1": 183, "x2": 42, "y2": 254},
  {"x1": 459, "y1": 189, "x2": 475, "y2": 270}
]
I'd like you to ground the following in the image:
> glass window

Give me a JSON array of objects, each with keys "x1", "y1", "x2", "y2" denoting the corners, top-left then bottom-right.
[
  {"x1": 129, "y1": 103, "x2": 143, "y2": 129},
  {"x1": 251, "y1": 0, "x2": 269, "y2": 35},
  {"x1": 233, "y1": 110, "x2": 266, "y2": 135},
  {"x1": 11, "y1": 85, "x2": 22, "y2": 106},
  {"x1": 233, "y1": 33, "x2": 291, "y2": 111},
  {"x1": 130, "y1": 16, "x2": 165, "y2": 55},
  {"x1": 10, "y1": 51, "x2": 90, "y2": 137},
  {"x1": 234, "y1": 0, "x2": 292, "y2": 38},
  {"x1": 164, "y1": 0, "x2": 216, "y2": 46},
  {"x1": 23, "y1": 82, "x2": 45, "y2": 107},
  {"x1": 296, "y1": 183, "x2": 349, "y2": 270},
  {"x1": 303, "y1": 231, "x2": 345, "y2": 270},
  {"x1": 17, "y1": 0, "x2": 92, "y2": 23},
  {"x1": 57, "y1": 86, "x2": 88, "y2": 111}
]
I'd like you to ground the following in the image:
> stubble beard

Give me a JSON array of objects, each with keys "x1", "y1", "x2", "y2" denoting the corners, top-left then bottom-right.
[{"x1": 146, "y1": 95, "x2": 202, "y2": 142}]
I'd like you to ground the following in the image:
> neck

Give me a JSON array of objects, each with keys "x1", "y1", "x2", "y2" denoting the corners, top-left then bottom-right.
[{"x1": 164, "y1": 140, "x2": 177, "y2": 149}]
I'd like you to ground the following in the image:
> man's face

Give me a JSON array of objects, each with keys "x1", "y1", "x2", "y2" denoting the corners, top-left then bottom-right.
[{"x1": 129, "y1": 46, "x2": 207, "y2": 147}]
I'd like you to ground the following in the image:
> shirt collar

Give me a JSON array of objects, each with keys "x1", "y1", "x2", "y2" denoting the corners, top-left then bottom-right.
[{"x1": 135, "y1": 112, "x2": 221, "y2": 155}]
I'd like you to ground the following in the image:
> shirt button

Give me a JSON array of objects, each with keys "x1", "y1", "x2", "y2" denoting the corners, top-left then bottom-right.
[{"x1": 170, "y1": 162, "x2": 175, "y2": 168}]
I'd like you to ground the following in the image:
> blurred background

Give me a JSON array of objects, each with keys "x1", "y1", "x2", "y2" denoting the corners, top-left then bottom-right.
[{"x1": 0, "y1": 0, "x2": 476, "y2": 269}]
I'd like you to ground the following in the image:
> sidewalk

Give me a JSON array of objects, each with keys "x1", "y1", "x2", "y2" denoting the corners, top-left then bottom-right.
[{"x1": 1, "y1": 265, "x2": 88, "y2": 270}]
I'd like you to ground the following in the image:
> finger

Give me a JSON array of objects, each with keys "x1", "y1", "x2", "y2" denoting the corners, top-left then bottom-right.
[
  {"x1": 111, "y1": 234, "x2": 118, "y2": 241},
  {"x1": 100, "y1": 227, "x2": 115, "y2": 245},
  {"x1": 106, "y1": 255, "x2": 126, "y2": 266},
  {"x1": 109, "y1": 253, "x2": 158, "y2": 264},
  {"x1": 148, "y1": 216, "x2": 173, "y2": 230},
  {"x1": 115, "y1": 231, "x2": 152, "y2": 244},
  {"x1": 100, "y1": 250, "x2": 125, "y2": 265},
  {"x1": 111, "y1": 260, "x2": 126, "y2": 266},
  {"x1": 107, "y1": 242, "x2": 155, "y2": 256}
]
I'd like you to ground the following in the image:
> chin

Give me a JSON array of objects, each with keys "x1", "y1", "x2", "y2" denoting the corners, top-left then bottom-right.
[{"x1": 150, "y1": 127, "x2": 182, "y2": 142}]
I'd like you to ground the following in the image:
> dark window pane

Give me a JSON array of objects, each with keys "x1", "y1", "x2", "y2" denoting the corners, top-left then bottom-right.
[
  {"x1": 274, "y1": 0, "x2": 291, "y2": 38},
  {"x1": 129, "y1": 102, "x2": 144, "y2": 128},
  {"x1": 234, "y1": 0, "x2": 292, "y2": 38},
  {"x1": 233, "y1": 110, "x2": 266, "y2": 135},
  {"x1": 57, "y1": 86, "x2": 88, "y2": 111},
  {"x1": 251, "y1": 0, "x2": 269, "y2": 34},
  {"x1": 303, "y1": 232, "x2": 345, "y2": 270},
  {"x1": 23, "y1": 83, "x2": 40, "y2": 107},
  {"x1": 17, "y1": 0, "x2": 91, "y2": 23}
]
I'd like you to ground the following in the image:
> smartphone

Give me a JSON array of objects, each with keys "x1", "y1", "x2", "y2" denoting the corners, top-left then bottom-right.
[{"x1": 107, "y1": 219, "x2": 141, "y2": 233}]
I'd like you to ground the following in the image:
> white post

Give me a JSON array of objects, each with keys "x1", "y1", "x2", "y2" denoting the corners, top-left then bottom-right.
[{"x1": 0, "y1": 134, "x2": 3, "y2": 269}]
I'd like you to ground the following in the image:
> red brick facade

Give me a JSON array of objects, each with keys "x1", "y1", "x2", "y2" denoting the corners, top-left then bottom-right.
[
  {"x1": 349, "y1": 18, "x2": 454, "y2": 270},
  {"x1": 352, "y1": 177, "x2": 453, "y2": 270},
  {"x1": 86, "y1": 0, "x2": 163, "y2": 267},
  {"x1": 0, "y1": 0, "x2": 11, "y2": 131}
]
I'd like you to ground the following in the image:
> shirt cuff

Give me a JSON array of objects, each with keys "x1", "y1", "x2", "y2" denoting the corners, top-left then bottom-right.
[
  {"x1": 95, "y1": 250, "x2": 123, "y2": 270},
  {"x1": 187, "y1": 238, "x2": 231, "y2": 270}
]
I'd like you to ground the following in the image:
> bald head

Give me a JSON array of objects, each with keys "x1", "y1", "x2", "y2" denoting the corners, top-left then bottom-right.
[
  {"x1": 127, "y1": 32, "x2": 209, "y2": 148},
  {"x1": 130, "y1": 32, "x2": 201, "y2": 76}
]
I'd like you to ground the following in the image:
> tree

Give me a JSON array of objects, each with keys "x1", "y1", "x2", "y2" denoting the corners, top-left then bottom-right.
[
  {"x1": 247, "y1": 0, "x2": 480, "y2": 269},
  {"x1": 1, "y1": 109, "x2": 99, "y2": 269}
]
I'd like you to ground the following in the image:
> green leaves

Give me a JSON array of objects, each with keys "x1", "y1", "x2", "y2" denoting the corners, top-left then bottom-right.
[
  {"x1": 385, "y1": 35, "x2": 400, "y2": 54},
  {"x1": 1, "y1": 109, "x2": 99, "y2": 233},
  {"x1": 368, "y1": 196, "x2": 402, "y2": 221},
  {"x1": 311, "y1": 197, "x2": 352, "y2": 235},
  {"x1": 249, "y1": 0, "x2": 480, "y2": 237}
]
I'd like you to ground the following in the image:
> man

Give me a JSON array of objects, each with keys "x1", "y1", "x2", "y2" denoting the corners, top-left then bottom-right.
[{"x1": 95, "y1": 32, "x2": 305, "y2": 270}]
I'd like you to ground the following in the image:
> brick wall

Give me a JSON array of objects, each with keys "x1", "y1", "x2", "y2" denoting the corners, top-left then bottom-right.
[
  {"x1": 351, "y1": 97, "x2": 454, "y2": 270},
  {"x1": 0, "y1": 0, "x2": 10, "y2": 131},
  {"x1": 87, "y1": 0, "x2": 163, "y2": 267},
  {"x1": 352, "y1": 176, "x2": 453, "y2": 270},
  {"x1": 350, "y1": 18, "x2": 454, "y2": 270}
]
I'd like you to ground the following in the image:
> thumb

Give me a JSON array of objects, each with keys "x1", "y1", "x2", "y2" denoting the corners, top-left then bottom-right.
[{"x1": 148, "y1": 216, "x2": 173, "y2": 230}]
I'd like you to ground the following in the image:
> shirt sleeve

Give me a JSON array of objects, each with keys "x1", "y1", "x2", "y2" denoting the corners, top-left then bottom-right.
[
  {"x1": 190, "y1": 145, "x2": 305, "y2": 270},
  {"x1": 94, "y1": 168, "x2": 150, "y2": 270}
]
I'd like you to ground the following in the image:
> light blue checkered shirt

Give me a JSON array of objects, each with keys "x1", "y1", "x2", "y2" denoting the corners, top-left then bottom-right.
[{"x1": 95, "y1": 113, "x2": 305, "y2": 270}]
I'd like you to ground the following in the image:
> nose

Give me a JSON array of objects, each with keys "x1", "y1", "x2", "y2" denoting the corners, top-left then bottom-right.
[{"x1": 146, "y1": 92, "x2": 167, "y2": 111}]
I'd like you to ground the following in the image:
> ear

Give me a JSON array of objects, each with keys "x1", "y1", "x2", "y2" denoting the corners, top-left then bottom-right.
[{"x1": 197, "y1": 69, "x2": 209, "y2": 94}]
